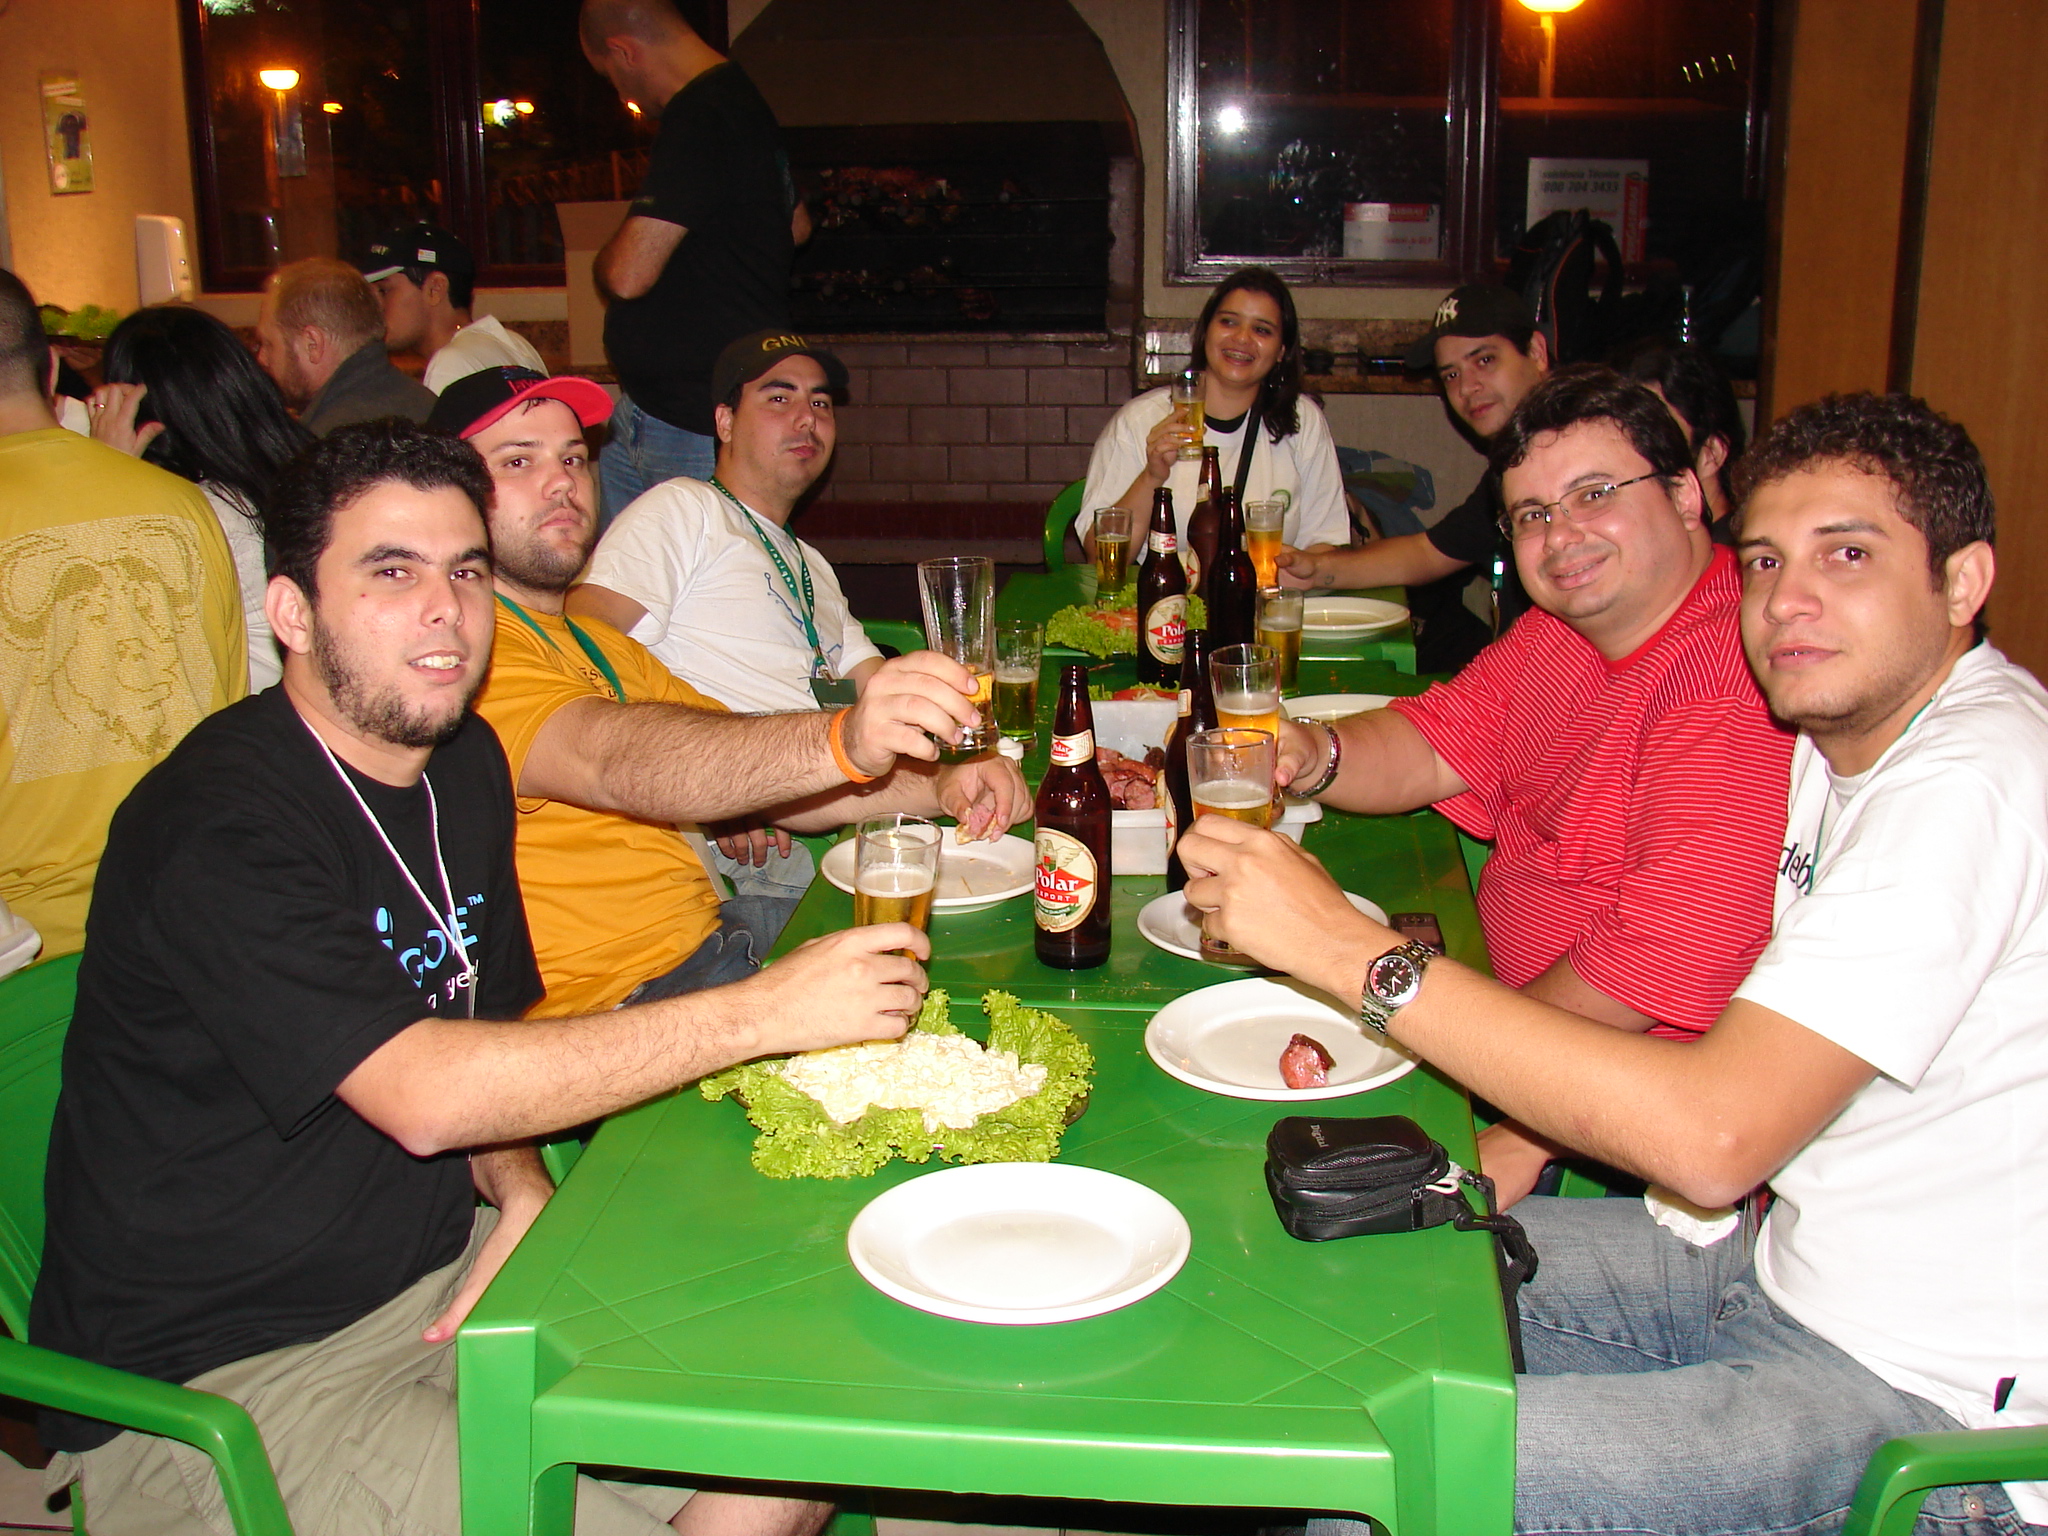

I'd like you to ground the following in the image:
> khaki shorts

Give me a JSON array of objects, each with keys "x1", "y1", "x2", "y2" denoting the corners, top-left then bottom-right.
[{"x1": 48, "y1": 1210, "x2": 690, "y2": 1536}]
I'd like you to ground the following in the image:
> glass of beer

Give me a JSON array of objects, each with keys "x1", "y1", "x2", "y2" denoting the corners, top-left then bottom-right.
[
  {"x1": 1091, "y1": 508, "x2": 1132, "y2": 603},
  {"x1": 916, "y1": 556, "x2": 997, "y2": 759},
  {"x1": 1210, "y1": 643, "x2": 1282, "y2": 743},
  {"x1": 1187, "y1": 727, "x2": 1276, "y2": 963},
  {"x1": 1170, "y1": 368, "x2": 1205, "y2": 461},
  {"x1": 854, "y1": 814, "x2": 942, "y2": 949},
  {"x1": 1257, "y1": 587, "x2": 1304, "y2": 692},
  {"x1": 1245, "y1": 499, "x2": 1286, "y2": 589},
  {"x1": 994, "y1": 620, "x2": 1043, "y2": 739}
]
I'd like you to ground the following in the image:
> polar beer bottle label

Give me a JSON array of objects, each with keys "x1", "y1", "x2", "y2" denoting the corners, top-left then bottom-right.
[
  {"x1": 1047, "y1": 728, "x2": 1093, "y2": 766},
  {"x1": 1144, "y1": 594, "x2": 1187, "y2": 664},
  {"x1": 1034, "y1": 827, "x2": 1100, "y2": 933}
]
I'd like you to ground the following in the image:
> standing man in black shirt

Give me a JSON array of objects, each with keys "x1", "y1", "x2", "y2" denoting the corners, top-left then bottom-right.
[
  {"x1": 1279, "y1": 286, "x2": 1551, "y2": 671},
  {"x1": 31, "y1": 421, "x2": 923, "y2": 1536},
  {"x1": 580, "y1": 0, "x2": 808, "y2": 523}
]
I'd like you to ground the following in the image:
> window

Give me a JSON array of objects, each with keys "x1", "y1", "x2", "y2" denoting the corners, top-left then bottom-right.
[
  {"x1": 178, "y1": 0, "x2": 721, "y2": 290},
  {"x1": 1168, "y1": 0, "x2": 1769, "y2": 287}
]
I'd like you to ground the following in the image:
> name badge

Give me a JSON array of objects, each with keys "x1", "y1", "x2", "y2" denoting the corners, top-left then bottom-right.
[{"x1": 810, "y1": 677, "x2": 858, "y2": 708}]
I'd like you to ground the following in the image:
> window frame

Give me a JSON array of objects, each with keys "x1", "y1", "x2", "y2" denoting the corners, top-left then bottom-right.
[
  {"x1": 1166, "y1": 0, "x2": 1772, "y2": 289},
  {"x1": 176, "y1": 0, "x2": 727, "y2": 293}
]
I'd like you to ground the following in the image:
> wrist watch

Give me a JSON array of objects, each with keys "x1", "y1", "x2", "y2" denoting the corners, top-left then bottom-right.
[{"x1": 1358, "y1": 939, "x2": 1438, "y2": 1038}]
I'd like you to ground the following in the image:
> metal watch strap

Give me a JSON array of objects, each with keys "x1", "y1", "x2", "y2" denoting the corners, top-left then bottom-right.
[
  {"x1": 1358, "y1": 939, "x2": 1438, "y2": 1038},
  {"x1": 1299, "y1": 718, "x2": 1343, "y2": 797}
]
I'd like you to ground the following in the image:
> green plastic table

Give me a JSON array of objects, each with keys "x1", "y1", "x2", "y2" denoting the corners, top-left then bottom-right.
[
  {"x1": 998, "y1": 567, "x2": 1419, "y2": 673},
  {"x1": 458, "y1": 656, "x2": 1513, "y2": 1536}
]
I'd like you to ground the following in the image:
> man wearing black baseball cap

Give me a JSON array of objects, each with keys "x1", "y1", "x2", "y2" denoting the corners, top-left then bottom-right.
[
  {"x1": 431, "y1": 365, "x2": 1027, "y2": 1018},
  {"x1": 358, "y1": 223, "x2": 545, "y2": 394},
  {"x1": 1279, "y1": 284, "x2": 1551, "y2": 669}
]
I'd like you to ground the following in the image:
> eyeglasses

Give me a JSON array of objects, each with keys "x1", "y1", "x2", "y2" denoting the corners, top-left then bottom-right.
[{"x1": 1496, "y1": 471, "x2": 1664, "y2": 540}]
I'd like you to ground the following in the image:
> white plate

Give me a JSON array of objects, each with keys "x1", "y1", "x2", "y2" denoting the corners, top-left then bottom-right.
[
  {"x1": 847, "y1": 1162, "x2": 1191, "y2": 1325},
  {"x1": 821, "y1": 827, "x2": 1034, "y2": 912},
  {"x1": 1284, "y1": 693, "x2": 1394, "y2": 724},
  {"x1": 1145, "y1": 975, "x2": 1418, "y2": 1100},
  {"x1": 1301, "y1": 597, "x2": 1410, "y2": 636},
  {"x1": 1136, "y1": 890, "x2": 1389, "y2": 966}
]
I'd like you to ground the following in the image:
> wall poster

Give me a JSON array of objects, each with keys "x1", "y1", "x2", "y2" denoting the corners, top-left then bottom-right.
[{"x1": 41, "y1": 73, "x2": 95, "y2": 195}]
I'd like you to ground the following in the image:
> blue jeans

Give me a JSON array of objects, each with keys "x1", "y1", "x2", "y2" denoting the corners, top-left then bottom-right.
[
  {"x1": 617, "y1": 904, "x2": 764, "y2": 1006},
  {"x1": 1308, "y1": 1196, "x2": 2042, "y2": 1536},
  {"x1": 707, "y1": 840, "x2": 813, "y2": 954},
  {"x1": 598, "y1": 395, "x2": 717, "y2": 530}
]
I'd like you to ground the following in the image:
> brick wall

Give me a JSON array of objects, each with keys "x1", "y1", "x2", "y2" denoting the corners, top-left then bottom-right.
[{"x1": 820, "y1": 338, "x2": 1133, "y2": 504}]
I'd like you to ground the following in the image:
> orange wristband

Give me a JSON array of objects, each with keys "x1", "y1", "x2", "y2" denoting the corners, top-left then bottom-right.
[{"x1": 828, "y1": 706, "x2": 879, "y2": 784}]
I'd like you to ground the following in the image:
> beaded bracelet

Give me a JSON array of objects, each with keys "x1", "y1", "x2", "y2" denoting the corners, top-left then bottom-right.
[
  {"x1": 1299, "y1": 717, "x2": 1344, "y2": 798},
  {"x1": 828, "y1": 707, "x2": 880, "y2": 784}
]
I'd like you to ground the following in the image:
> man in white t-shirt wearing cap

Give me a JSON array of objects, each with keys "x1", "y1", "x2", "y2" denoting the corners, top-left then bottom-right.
[{"x1": 358, "y1": 223, "x2": 546, "y2": 394}]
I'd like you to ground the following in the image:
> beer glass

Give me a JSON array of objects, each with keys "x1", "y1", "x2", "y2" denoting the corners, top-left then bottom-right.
[
  {"x1": 994, "y1": 619, "x2": 1043, "y2": 739},
  {"x1": 1091, "y1": 508, "x2": 1132, "y2": 602},
  {"x1": 1244, "y1": 499, "x2": 1286, "y2": 589},
  {"x1": 1210, "y1": 643, "x2": 1282, "y2": 744},
  {"x1": 1170, "y1": 368, "x2": 1205, "y2": 461},
  {"x1": 854, "y1": 814, "x2": 942, "y2": 948},
  {"x1": 1257, "y1": 587, "x2": 1304, "y2": 692},
  {"x1": 916, "y1": 556, "x2": 996, "y2": 758},
  {"x1": 1187, "y1": 727, "x2": 1275, "y2": 963}
]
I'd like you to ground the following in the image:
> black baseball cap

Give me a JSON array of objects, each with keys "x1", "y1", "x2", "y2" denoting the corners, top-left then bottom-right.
[
  {"x1": 357, "y1": 222, "x2": 476, "y2": 289},
  {"x1": 427, "y1": 366, "x2": 614, "y2": 439},
  {"x1": 1405, "y1": 286, "x2": 1539, "y2": 371},
  {"x1": 710, "y1": 329, "x2": 850, "y2": 408}
]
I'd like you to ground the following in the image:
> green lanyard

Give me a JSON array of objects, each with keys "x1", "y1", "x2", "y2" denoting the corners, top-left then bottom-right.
[
  {"x1": 709, "y1": 475, "x2": 831, "y2": 679},
  {"x1": 495, "y1": 594, "x2": 627, "y2": 704}
]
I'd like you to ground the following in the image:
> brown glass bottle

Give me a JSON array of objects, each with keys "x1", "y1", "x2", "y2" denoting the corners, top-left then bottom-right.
[
  {"x1": 1135, "y1": 487, "x2": 1187, "y2": 690},
  {"x1": 1184, "y1": 445, "x2": 1223, "y2": 604},
  {"x1": 1163, "y1": 629, "x2": 1219, "y2": 892},
  {"x1": 1205, "y1": 486, "x2": 1259, "y2": 649},
  {"x1": 1033, "y1": 664, "x2": 1112, "y2": 969}
]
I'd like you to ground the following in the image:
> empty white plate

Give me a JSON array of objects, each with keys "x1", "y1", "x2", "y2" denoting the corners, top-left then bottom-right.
[
  {"x1": 1301, "y1": 597, "x2": 1409, "y2": 636},
  {"x1": 821, "y1": 827, "x2": 1034, "y2": 912},
  {"x1": 1284, "y1": 694, "x2": 1394, "y2": 724},
  {"x1": 1145, "y1": 975, "x2": 1418, "y2": 1101},
  {"x1": 847, "y1": 1162, "x2": 1191, "y2": 1325},
  {"x1": 1136, "y1": 890, "x2": 1389, "y2": 965}
]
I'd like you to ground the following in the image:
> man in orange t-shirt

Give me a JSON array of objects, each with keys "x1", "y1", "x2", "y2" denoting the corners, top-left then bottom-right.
[{"x1": 436, "y1": 368, "x2": 1028, "y2": 1015}]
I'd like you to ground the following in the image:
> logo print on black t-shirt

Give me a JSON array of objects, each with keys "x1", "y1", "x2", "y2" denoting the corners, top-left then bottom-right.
[{"x1": 374, "y1": 893, "x2": 486, "y2": 1010}]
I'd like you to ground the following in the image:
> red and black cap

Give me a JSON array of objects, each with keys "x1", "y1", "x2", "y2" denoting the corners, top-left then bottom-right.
[{"x1": 427, "y1": 366, "x2": 613, "y2": 439}]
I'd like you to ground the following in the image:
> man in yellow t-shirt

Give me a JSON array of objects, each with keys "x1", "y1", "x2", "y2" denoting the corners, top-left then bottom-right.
[
  {"x1": 0, "y1": 270, "x2": 247, "y2": 959},
  {"x1": 438, "y1": 368, "x2": 1029, "y2": 1016}
]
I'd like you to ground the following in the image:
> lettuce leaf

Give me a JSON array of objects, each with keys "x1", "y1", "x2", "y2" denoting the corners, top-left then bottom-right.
[
  {"x1": 700, "y1": 989, "x2": 1094, "y2": 1179},
  {"x1": 1046, "y1": 589, "x2": 1205, "y2": 657}
]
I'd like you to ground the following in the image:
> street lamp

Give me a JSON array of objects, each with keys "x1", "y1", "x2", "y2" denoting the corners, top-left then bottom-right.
[
  {"x1": 1517, "y1": 0, "x2": 1584, "y2": 101},
  {"x1": 260, "y1": 65, "x2": 305, "y2": 177}
]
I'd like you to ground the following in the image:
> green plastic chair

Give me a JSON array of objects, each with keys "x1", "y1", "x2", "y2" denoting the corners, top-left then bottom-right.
[
  {"x1": 859, "y1": 616, "x2": 926, "y2": 656},
  {"x1": 1042, "y1": 479, "x2": 1086, "y2": 570},
  {"x1": 1845, "y1": 1426, "x2": 2048, "y2": 1535},
  {"x1": 0, "y1": 954, "x2": 293, "y2": 1536}
]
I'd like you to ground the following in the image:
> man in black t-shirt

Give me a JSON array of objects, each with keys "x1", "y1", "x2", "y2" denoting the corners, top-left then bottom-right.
[
  {"x1": 32, "y1": 421, "x2": 924, "y2": 1536},
  {"x1": 580, "y1": 0, "x2": 807, "y2": 523},
  {"x1": 1279, "y1": 285, "x2": 1552, "y2": 672}
]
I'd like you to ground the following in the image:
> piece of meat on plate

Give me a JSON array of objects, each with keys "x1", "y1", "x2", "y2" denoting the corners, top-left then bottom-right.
[{"x1": 1279, "y1": 1032, "x2": 1335, "y2": 1089}]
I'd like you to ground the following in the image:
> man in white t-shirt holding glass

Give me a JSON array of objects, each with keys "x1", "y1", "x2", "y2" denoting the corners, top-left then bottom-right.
[
  {"x1": 1180, "y1": 392, "x2": 2048, "y2": 1533},
  {"x1": 570, "y1": 330, "x2": 882, "y2": 906}
]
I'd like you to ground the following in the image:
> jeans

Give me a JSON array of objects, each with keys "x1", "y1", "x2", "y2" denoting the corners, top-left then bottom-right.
[
  {"x1": 707, "y1": 840, "x2": 814, "y2": 955},
  {"x1": 598, "y1": 395, "x2": 717, "y2": 531},
  {"x1": 1306, "y1": 1196, "x2": 2042, "y2": 1536},
  {"x1": 618, "y1": 904, "x2": 764, "y2": 1006}
]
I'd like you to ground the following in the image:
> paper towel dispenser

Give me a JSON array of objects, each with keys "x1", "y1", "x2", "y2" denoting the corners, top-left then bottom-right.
[{"x1": 135, "y1": 215, "x2": 196, "y2": 305}]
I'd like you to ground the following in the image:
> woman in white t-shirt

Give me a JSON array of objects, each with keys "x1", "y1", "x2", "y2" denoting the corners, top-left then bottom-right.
[
  {"x1": 1081, "y1": 267, "x2": 1350, "y2": 558},
  {"x1": 92, "y1": 307, "x2": 313, "y2": 691}
]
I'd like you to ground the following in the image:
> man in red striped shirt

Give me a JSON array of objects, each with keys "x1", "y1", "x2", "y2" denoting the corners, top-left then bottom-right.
[{"x1": 1274, "y1": 368, "x2": 1794, "y2": 1204}]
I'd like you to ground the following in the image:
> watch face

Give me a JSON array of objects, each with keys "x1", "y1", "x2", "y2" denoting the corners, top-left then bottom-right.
[{"x1": 1372, "y1": 952, "x2": 1421, "y2": 1005}]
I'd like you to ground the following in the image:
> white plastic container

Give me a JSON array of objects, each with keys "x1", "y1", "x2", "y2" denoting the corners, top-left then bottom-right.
[{"x1": 1091, "y1": 699, "x2": 1321, "y2": 876}]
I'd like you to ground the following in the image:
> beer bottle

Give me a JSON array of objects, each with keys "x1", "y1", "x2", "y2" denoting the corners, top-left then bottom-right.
[
  {"x1": 1033, "y1": 664, "x2": 1111, "y2": 969},
  {"x1": 1135, "y1": 487, "x2": 1187, "y2": 690},
  {"x1": 1163, "y1": 630, "x2": 1219, "y2": 892},
  {"x1": 1184, "y1": 445, "x2": 1223, "y2": 604},
  {"x1": 1206, "y1": 486, "x2": 1259, "y2": 648}
]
